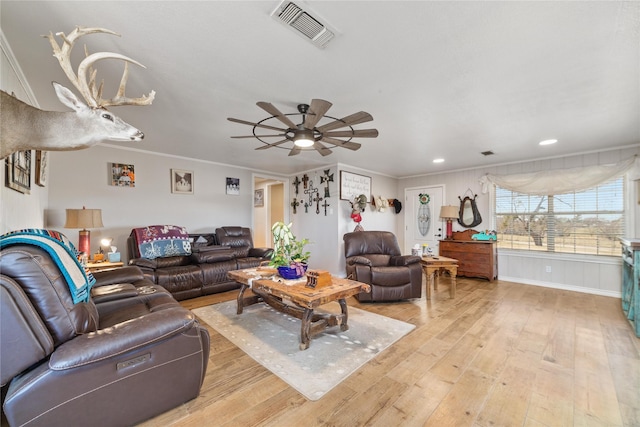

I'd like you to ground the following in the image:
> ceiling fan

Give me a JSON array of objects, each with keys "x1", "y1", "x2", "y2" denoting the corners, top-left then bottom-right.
[{"x1": 227, "y1": 99, "x2": 378, "y2": 156}]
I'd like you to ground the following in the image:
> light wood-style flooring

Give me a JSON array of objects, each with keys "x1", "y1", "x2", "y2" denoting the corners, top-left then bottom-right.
[{"x1": 140, "y1": 276, "x2": 640, "y2": 427}]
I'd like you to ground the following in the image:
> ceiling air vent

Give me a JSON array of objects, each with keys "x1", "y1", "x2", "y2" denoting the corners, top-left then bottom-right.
[{"x1": 271, "y1": 1, "x2": 336, "y2": 49}]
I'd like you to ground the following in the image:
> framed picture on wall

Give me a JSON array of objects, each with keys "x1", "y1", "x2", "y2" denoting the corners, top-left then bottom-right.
[
  {"x1": 339, "y1": 170, "x2": 371, "y2": 201},
  {"x1": 5, "y1": 150, "x2": 31, "y2": 194},
  {"x1": 254, "y1": 188, "x2": 264, "y2": 207},
  {"x1": 226, "y1": 177, "x2": 240, "y2": 195},
  {"x1": 171, "y1": 169, "x2": 194, "y2": 194},
  {"x1": 110, "y1": 163, "x2": 135, "y2": 187},
  {"x1": 35, "y1": 150, "x2": 48, "y2": 187}
]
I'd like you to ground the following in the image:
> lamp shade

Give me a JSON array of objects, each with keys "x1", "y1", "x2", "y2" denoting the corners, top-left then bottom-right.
[
  {"x1": 64, "y1": 208, "x2": 103, "y2": 229},
  {"x1": 439, "y1": 205, "x2": 459, "y2": 220}
]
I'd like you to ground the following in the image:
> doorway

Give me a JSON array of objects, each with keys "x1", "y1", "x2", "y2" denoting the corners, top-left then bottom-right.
[
  {"x1": 253, "y1": 175, "x2": 288, "y2": 248},
  {"x1": 404, "y1": 185, "x2": 445, "y2": 255}
]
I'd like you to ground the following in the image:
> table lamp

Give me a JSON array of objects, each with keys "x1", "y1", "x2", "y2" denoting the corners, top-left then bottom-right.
[
  {"x1": 439, "y1": 205, "x2": 459, "y2": 240},
  {"x1": 64, "y1": 207, "x2": 103, "y2": 255}
]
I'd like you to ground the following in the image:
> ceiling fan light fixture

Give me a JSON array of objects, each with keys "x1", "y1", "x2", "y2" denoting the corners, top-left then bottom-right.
[
  {"x1": 228, "y1": 99, "x2": 377, "y2": 156},
  {"x1": 293, "y1": 128, "x2": 315, "y2": 147},
  {"x1": 293, "y1": 136, "x2": 315, "y2": 147}
]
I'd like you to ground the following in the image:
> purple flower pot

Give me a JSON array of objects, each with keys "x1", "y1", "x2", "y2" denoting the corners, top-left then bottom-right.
[{"x1": 277, "y1": 264, "x2": 307, "y2": 279}]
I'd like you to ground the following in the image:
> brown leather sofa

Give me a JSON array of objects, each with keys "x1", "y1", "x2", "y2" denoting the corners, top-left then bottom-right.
[
  {"x1": 344, "y1": 230, "x2": 422, "y2": 302},
  {"x1": 127, "y1": 227, "x2": 273, "y2": 301},
  {"x1": 215, "y1": 226, "x2": 272, "y2": 269},
  {"x1": 1, "y1": 244, "x2": 210, "y2": 427}
]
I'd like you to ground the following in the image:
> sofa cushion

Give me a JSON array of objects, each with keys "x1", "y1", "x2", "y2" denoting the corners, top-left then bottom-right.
[
  {"x1": 190, "y1": 248, "x2": 234, "y2": 264},
  {"x1": 132, "y1": 225, "x2": 191, "y2": 260},
  {"x1": 0, "y1": 246, "x2": 99, "y2": 346},
  {"x1": 0, "y1": 229, "x2": 95, "y2": 304},
  {"x1": 370, "y1": 266, "x2": 412, "y2": 287},
  {"x1": 154, "y1": 256, "x2": 193, "y2": 268},
  {"x1": 154, "y1": 265, "x2": 203, "y2": 295},
  {"x1": 200, "y1": 260, "x2": 238, "y2": 285}
]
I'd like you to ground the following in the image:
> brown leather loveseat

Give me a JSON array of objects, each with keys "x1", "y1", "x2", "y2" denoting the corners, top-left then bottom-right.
[
  {"x1": 344, "y1": 230, "x2": 422, "y2": 302},
  {"x1": 1, "y1": 238, "x2": 210, "y2": 426},
  {"x1": 127, "y1": 225, "x2": 272, "y2": 301}
]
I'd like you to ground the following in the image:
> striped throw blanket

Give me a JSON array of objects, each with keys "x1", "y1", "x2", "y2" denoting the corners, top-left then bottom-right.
[{"x1": 0, "y1": 229, "x2": 95, "y2": 304}]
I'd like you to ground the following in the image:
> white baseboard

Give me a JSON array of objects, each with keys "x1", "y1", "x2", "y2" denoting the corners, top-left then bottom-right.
[{"x1": 499, "y1": 276, "x2": 621, "y2": 299}]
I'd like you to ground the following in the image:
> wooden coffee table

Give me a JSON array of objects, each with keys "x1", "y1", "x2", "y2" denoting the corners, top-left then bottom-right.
[
  {"x1": 420, "y1": 256, "x2": 458, "y2": 299},
  {"x1": 228, "y1": 268, "x2": 370, "y2": 350}
]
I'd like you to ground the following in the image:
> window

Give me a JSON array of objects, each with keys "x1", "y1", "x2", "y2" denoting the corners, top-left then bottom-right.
[{"x1": 495, "y1": 177, "x2": 625, "y2": 256}]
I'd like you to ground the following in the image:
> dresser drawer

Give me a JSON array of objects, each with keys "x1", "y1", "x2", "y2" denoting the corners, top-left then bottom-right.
[{"x1": 439, "y1": 239, "x2": 497, "y2": 281}]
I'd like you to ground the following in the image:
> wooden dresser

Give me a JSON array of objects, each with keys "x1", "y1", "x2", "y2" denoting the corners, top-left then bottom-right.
[{"x1": 439, "y1": 230, "x2": 497, "y2": 281}]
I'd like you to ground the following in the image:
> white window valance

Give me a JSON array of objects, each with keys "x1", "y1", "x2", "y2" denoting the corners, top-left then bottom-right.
[{"x1": 479, "y1": 156, "x2": 638, "y2": 195}]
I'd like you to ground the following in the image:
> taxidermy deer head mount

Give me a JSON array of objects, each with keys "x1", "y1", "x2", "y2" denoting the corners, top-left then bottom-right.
[{"x1": 0, "y1": 26, "x2": 155, "y2": 159}]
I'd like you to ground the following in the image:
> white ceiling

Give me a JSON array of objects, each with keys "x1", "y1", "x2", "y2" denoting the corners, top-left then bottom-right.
[{"x1": 2, "y1": 1, "x2": 638, "y2": 177}]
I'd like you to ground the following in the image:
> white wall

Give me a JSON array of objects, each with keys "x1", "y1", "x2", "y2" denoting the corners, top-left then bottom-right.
[
  {"x1": 47, "y1": 144, "x2": 267, "y2": 262},
  {"x1": 0, "y1": 31, "x2": 48, "y2": 233},
  {"x1": 398, "y1": 146, "x2": 640, "y2": 297},
  {"x1": 287, "y1": 164, "x2": 400, "y2": 277}
]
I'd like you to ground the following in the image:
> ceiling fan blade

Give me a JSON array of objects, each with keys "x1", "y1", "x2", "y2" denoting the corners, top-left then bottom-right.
[
  {"x1": 255, "y1": 139, "x2": 289, "y2": 150},
  {"x1": 321, "y1": 136, "x2": 362, "y2": 151},
  {"x1": 313, "y1": 141, "x2": 333, "y2": 156},
  {"x1": 231, "y1": 134, "x2": 286, "y2": 139},
  {"x1": 304, "y1": 99, "x2": 332, "y2": 130},
  {"x1": 316, "y1": 111, "x2": 373, "y2": 132},
  {"x1": 227, "y1": 117, "x2": 287, "y2": 132},
  {"x1": 324, "y1": 129, "x2": 379, "y2": 138},
  {"x1": 288, "y1": 146, "x2": 302, "y2": 156},
  {"x1": 256, "y1": 102, "x2": 297, "y2": 129}
]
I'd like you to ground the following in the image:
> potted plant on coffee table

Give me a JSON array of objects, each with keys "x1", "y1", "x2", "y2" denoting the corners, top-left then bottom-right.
[{"x1": 269, "y1": 221, "x2": 310, "y2": 279}]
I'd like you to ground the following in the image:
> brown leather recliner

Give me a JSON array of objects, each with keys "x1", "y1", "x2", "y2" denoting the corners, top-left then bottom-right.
[
  {"x1": 1, "y1": 244, "x2": 210, "y2": 427},
  {"x1": 344, "y1": 231, "x2": 422, "y2": 302},
  {"x1": 215, "y1": 226, "x2": 274, "y2": 269}
]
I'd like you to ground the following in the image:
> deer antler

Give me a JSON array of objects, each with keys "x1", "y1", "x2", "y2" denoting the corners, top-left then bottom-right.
[{"x1": 44, "y1": 26, "x2": 155, "y2": 108}]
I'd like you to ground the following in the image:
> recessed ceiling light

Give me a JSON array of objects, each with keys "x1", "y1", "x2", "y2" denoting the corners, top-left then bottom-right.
[
  {"x1": 539, "y1": 139, "x2": 558, "y2": 146},
  {"x1": 433, "y1": 158, "x2": 444, "y2": 163}
]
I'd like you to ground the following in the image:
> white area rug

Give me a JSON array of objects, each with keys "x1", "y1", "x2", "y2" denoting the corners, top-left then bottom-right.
[{"x1": 193, "y1": 300, "x2": 415, "y2": 400}]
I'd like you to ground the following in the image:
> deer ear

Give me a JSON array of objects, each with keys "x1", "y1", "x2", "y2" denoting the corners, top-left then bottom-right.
[{"x1": 52, "y1": 82, "x2": 88, "y2": 112}]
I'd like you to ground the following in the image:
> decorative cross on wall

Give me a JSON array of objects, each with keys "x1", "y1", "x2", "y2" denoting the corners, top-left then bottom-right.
[
  {"x1": 322, "y1": 199, "x2": 330, "y2": 216},
  {"x1": 292, "y1": 176, "x2": 301, "y2": 195},
  {"x1": 320, "y1": 169, "x2": 334, "y2": 198},
  {"x1": 291, "y1": 198, "x2": 300, "y2": 214},
  {"x1": 304, "y1": 202, "x2": 309, "y2": 213},
  {"x1": 302, "y1": 174, "x2": 309, "y2": 190},
  {"x1": 304, "y1": 180, "x2": 318, "y2": 207},
  {"x1": 313, "y1": 193, "x2": 323, "y2": 214}
]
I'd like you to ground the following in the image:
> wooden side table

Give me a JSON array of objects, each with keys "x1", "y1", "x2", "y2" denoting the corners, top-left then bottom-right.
[
  {"x1": 420, "y1": 256, "x2": 458, "y2": 299},
  {"x1": 86, "y1": 261, "x2": 124, "y2": 273}
]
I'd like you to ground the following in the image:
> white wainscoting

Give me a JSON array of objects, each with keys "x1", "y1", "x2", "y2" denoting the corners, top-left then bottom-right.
[{"x1": 498, "y1": 250, "x2": 622, "y2": 298}]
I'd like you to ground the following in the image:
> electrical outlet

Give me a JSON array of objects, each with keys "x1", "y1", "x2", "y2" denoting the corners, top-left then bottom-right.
[{"x1": 545, "y1": 266, "x2": 552, "y2": 273}]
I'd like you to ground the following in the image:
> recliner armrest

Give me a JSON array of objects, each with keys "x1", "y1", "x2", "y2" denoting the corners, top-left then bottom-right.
[
  {"x1": 49, "y1": 307, "x2": 197, "y2": 370},
  {"x1": 348, "y1": 256, "x2": 372, "y2": 266},
  {"x1": 128, "y1": 257, "x2": 157, "y2": 269},
  {"x1": 190, "y1": 248, "x2": 234, "y2": 264},
  {"x1": 92, "y1": 266, "x2": 145, "y2": 287},
  {"x1": 389, "y1": 255, "x2": 421, "y2": 266},
  {"x1": 248, "y1": 247, "x2": 274, "y2": 258}
]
